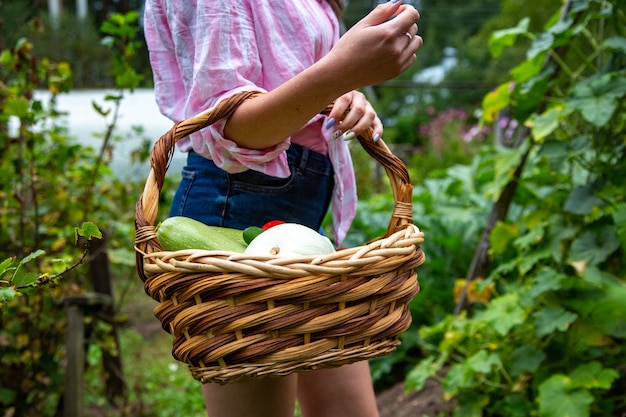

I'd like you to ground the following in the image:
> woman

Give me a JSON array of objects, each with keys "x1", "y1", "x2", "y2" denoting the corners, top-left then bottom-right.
[{"x1": 143, "y1": 1, "x2": 422, "y2": 416}]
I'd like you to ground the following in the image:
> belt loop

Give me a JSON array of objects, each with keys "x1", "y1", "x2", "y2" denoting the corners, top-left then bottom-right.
[{"x1": 298, "y1": 145, "x2": 309, "y2": 173}]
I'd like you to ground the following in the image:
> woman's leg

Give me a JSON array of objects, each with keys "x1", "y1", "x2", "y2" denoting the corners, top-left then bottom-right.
[
  {"x1": 202, "y1": 375, "x2": 298, "y2": 417},
  {"x1": 296, "y1": 361, "x2": 380, "y2": 417}
]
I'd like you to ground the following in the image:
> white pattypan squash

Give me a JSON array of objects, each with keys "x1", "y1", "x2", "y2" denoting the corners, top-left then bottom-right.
[{"x1": 244, "y1": 223, "x2": 336, "y2": 257}]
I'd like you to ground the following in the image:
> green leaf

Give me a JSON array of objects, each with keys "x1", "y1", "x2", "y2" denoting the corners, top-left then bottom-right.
[
  {"x1": 548, "y1": 218, "x2": 578, "y2": 263},
  {"x1": 513, "y1": 64, "x2": 553, "y2": 119},
  {"x1": 0, "y1": 49, "x2": 14, "y2": 65},
  {"x1": 405, "y1": 356, "x2": 440, "y2": 392},
  {"x1": 8, "y1": 251, "x2": 46, "y2": 287},
  {"x1": 488, "y1": 258, "x2": 518, "y2": 279},
  {"x1": 91, "y1": 100, "x2": 111, "y2": 116},
  {"x1": 489, "y1": 17, "x2": 530, "y2": 57},
  {"x1": 476, "y1": 294, "x2": 526, "y2": 336},
  {"x1": 513, "y1": 224, "x2": 545, "y2": 252},
  {"x1": 443, "y1": 362, "x2": 474, "y2": 396},
  {"x1": 77, "y1": 222, "x2": 102, "y2": 240},
  {"x1": 539, "y1": 135, "x2": 590, "y2": 161},
  {"x1": 454, "y1": 394, "x2": 489, "y2": 417},
  {"x1": 116, "y1": 67, "x2": 144, "y2": 90},
  {"x1": 533, "y1": 307, "x2": 578, "y2": 338},
  {"x1": 489, "y1": 222, "x2": 519, "y2": 255},
  {"x1": 125, "y1": 10, "x2": 140, "y2": 22},
  {"x1": 568, "y1": 225, "x2": 620, "y2": 266},
  {"x1": 466, "y1": 350, "x2": 501, "y2": 374},
  {"x1": 100, "y1": 20, "x2": 121, "y2": 36},
  {"x1": 0, "y1": 287, "x2": 18, "y2": 303},
  {"x1": 586, "y1": 284, "x2": 626, "y2": 338},
  {"x1": 11, "y1": 270, "x2": 41, "y2": 287},
  {"x1": 509, "y1": 344, "x2": 546, "y2": 377},
  {"x1": 613, "y1": 204, "x2": 626, "y2": 251},
  {"x1": 527, "y1": 32, "x2": 554, "y2": 59},
  {"x1": 481, "y1": 83, "x2": 512, "y2": 123},
  {"x1": 603, "y1": 36, "x2": 626, "y2": 53},
  {"x1": 563, "y1": 184, "x2": 604, "y2": 215},
  {"x1": 511, "y1": 53, "x2": 547, "y2": 84},
  {"x1": 529, "y1": 268, "x2": 567, "y2": 298},
  {"x1": 518, "y1": 247, "x2": 552, "y2": 276},
  {"x1": 569, "y1": 361, "x2": 619, "y2": 390},
  {"x1": 570, "y1": 0, "x2": 590, "y2": 13},
  {"x1": 538, "y1": 375, "x2": 594, "y2": 417},
  {"x1": 0, "y1": 257, "x2": 15, "y2": 277},
  {"x1": 548, "y1": 15, "x2": 575, "y2": 37},
  {"x1": 580, "y1": 265, "x2": 621, "y2": 287},
  {"x1": 526, "y1": 105, "x2": 570, "y2": 141},
  {"x1": 491, "y1": 394, "x2": 533, "y2": 417},
  {"x1": 104, "y1": 94, "x2": 123, "y2": 102},
  {"x1": 4, "y1": 97, "x2": 30, "y2": 118},
  {"x1": 492, "y1": 146, "x2": 525, "y2": 198},
  {"x1": 20, "y1": 249, "x2": 46, "y2": 265},
  {"x1": 566, "y1": 73, "x2": 626, "y2": 127}
]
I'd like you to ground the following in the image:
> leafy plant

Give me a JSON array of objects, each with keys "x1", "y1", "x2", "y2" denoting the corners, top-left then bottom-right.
[
  {"x1": 405, "y1": 0, "x2": 626, "y2": 415},
  {"x1": 0, "y1": 10, "x2": 149, "y2": 415},
  {"x1": 0, "y1": 222, "x2": 102, "y2": 303}
]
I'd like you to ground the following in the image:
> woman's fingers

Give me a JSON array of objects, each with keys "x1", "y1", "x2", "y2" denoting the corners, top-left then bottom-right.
[
  {"x1": 357, "y1": 0, "x2": 404, "y2": 28},
  {"x1": 326, "y1": 92, "x2": 382, "y2": 142}
]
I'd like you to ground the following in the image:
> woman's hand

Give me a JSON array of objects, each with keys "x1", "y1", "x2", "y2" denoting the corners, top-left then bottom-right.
[
  {"x1": 322, "y1": 0, "x2": 423, "y2": 90},
  {"x1": 326, "y1": 91, "x2": 383, "y2": 142}
]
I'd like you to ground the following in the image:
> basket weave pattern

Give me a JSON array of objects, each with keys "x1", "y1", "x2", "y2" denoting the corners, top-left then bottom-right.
[{"x1": 135, "y1": 92, "x2": 426, "y2": 384}]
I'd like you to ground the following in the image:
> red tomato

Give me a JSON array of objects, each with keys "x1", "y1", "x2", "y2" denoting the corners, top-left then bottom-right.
[{"x1": 261, "y1": 220, "x2": 286, "y2": 230}]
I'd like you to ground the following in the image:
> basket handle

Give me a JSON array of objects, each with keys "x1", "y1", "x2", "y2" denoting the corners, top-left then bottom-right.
[{"x1": 135, "y1": 91, "x2": 414, "y2": 265}]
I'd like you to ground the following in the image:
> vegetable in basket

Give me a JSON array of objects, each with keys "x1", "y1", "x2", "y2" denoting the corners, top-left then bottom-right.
[
  {"x1": 244, "y1": 223, "x2": 336, "y2": 257},
  {"x1": 156, "y1": 216, "x2": 247, "y2": 252}
]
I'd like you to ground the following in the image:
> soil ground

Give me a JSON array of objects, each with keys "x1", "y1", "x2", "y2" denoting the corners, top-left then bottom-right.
[{"x1": 376, "y1": 376, "x2": 454, "y2": 417}]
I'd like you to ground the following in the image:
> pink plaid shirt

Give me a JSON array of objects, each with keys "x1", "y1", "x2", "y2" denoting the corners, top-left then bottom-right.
[{"x1": 144, "y1": 0, "x2": 357, "y2": 244}]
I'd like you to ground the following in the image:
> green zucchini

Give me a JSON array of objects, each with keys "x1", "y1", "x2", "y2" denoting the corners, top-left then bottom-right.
[
  {"x1": 209, "y1": 225, "x2": 247, "y2": 246},
  {"x1": 156, "y1": 216, "x2": 246, "y2": 252}
]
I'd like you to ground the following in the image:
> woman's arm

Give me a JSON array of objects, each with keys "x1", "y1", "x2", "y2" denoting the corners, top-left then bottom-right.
[{"x1": 224, "y1": 0, "x2": 422, "y2": 150}]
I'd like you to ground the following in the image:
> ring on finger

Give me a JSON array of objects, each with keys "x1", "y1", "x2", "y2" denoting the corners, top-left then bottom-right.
[{"x1": 403, "y1": 31, "x2": 413, "y2": 40}]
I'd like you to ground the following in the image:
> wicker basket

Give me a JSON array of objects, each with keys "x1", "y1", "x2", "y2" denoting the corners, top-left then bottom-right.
[{"x1": 134, "y1": 91, "x2": 426, "y2": 384}]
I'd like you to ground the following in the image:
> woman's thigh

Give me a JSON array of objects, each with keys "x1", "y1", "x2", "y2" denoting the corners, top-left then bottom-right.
[
  {"x1": 296, "y1": 362, "x2": 380, "y2": 417},
  {"x1": 201, "y1": 362, "x2": 379, "y2": 417},
  {"x1": 202, "y1": 375, "x2": 298, "y2": 417}
]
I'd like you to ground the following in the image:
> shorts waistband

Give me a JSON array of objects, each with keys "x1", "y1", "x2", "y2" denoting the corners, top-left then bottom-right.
[
  {"x1": 187, "y1": 143, "x2": 333, "y2": 176},
  {"x1": 286, "y1": 143, "x2": 332, "y2": 176}
]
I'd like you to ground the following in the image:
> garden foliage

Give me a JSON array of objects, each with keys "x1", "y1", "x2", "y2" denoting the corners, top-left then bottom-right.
[
  {"x1": 397, "y1": 0, "x2": 626, "y2": 415},
  {"x1": 0, "y1": 11, "x2": 148, "y2": 415}
]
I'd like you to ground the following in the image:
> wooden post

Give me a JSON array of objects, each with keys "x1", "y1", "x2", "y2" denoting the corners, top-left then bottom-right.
[
  {"x1": 88, "y1": 236, "x2": 128, "y2": 403},
  {"x1": 64, "y1": 303, "x2": 84, "y2": 417},
  {"x1": 63, "y1": 293, "x2": 112, "y2": 417}
]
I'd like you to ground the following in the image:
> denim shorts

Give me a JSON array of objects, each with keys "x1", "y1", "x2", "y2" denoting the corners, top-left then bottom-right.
[{"x1": 169, "y1": 143, "x2": 334, "y2": 231}]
